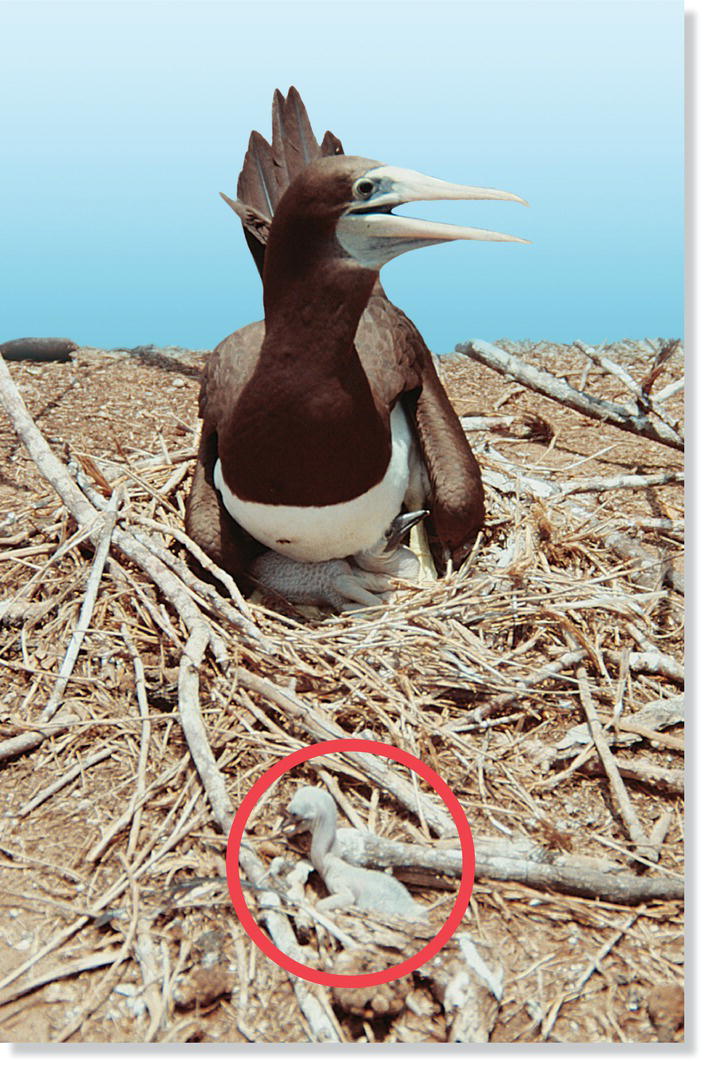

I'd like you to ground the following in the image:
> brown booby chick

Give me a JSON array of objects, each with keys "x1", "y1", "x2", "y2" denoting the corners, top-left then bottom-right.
[
  {"x1": 185, "y1": 88, "x2": 526, "y2": 611},
  {"x1": 283, "y1": 786, "x2": 427, "y2": 919}
]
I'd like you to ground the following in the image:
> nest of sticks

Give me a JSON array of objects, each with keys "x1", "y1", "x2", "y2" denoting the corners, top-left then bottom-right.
[{"x1": 0, "y1": 337, "x2": 684, "y2": 1043}]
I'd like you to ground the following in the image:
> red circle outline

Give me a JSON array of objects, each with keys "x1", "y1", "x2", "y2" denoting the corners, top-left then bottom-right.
[{"x1": 226, "y1": 739, "x2": 475, "y2": 987}]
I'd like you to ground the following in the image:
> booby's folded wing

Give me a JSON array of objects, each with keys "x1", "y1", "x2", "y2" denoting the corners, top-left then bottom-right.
[
  {"x1": 355, "y1": 291, "x2": 484, "y2": 567},
  {"x1": 197, "y1": 320, "x2": 264, "y2": 435}
]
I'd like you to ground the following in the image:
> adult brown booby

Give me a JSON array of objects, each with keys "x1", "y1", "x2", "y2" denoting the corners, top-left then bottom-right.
[{"x1": 185, "y1": 88, "x2": 526, "y2": 611}]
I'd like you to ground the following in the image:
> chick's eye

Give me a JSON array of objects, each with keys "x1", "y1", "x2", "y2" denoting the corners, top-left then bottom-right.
[{"x1": 353, "y1": 177, "x2": 375, "y2": 200}]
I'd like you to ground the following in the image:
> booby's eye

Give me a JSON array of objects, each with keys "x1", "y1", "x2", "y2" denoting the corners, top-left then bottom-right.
[{"x1": 353, "y1": 177, "x2": 376, "y2": 200}]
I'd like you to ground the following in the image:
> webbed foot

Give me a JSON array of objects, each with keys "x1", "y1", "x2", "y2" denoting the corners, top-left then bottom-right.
[{"x1": 249, "y1": 552, "x2": 401, "y2": 612}]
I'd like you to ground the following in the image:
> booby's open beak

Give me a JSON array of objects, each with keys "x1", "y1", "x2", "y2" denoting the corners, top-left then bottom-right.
[{"x1": 337, "y1": 164, "x2": 528, "y2": 269}]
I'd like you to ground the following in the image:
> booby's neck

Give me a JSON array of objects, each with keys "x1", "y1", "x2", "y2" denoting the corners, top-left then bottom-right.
[
  {"x1": 261, "y1": 221, "x2": 378, "y2": 377},
  {"x1": 309, "y1": 810, "x2": 337, "y2": 874},
  {"x1": 219, "y1": 221, "x2": 393, "y2": 508}
]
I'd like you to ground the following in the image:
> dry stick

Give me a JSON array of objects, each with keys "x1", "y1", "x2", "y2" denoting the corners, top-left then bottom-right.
[
  {"x1": 571, "y1": 340, "x2": 682, "y2": 434},
  {"x1": 86, "y1": 756, "x2": 190, "y2": 864},
  {"x1": 176, "y1": 623, "x2": 340, "y2": 1043},
  {"x1": 1, "y1": 365, "x2": 232, "y2": 939},
  {"x1": 0, "y1": 357, "x2": 100, "y2": 522},
  {"x1": 111, "y1": 560, "x2": 182, "y2": 647},
  {"x1": 540, "y1": 912, "x2": 640, "y2": 1039},
  {"x1": 110, "y1": 529, "x2": 229, "y2": 664},
  {"x1": 0, "y1": 788, "x2": 203, "y2": 1000},
  {"x1": 625, "y1": 620, "x2": 668, "y2": 656},
  {"x1": 575, "y1": 665, "x2": 654, "y2": 860},
  {"x1": 552, "y1": 471, "x2": 683, "y2": 500},
  {"x1": 0, "y1": 842, "x2": 84, "y2": 885},
  {"x1": 237, "y1": 667, "x2": 456, "y2": 838},
  {"x1": 121, "y1": 622, "x2": 152, "y2": 858},
  {"x1": 53, "y1": 861, "x2": 144, "y2": 1042},
  {"x1": 331, "y1": 827, "x2": 682, "y2": 903},
  {"x1": 655, "y1": 377, "x2": 685, "y2": 403},
  {"x1": 0, "y1": 501, "x2": 118, "y2": 762},
  {"x1": 614, "y1": 516, "x2": 684, "y2": 538},
  {"x1": 0, "y1": 521, "x2": 97, "y2": 625},
  {"x1": 239, "y1": 849, "x2": 342, "y2": 1041},
  {"x1": 649, "y1": 812, "x2": 673, "y2": 854},
  {"x1": 256, "y1": 724, "x2": 677, "y2": 899},
  {"x1": 129, "y1": 524, "x2": 273, "y2": 656},
  {"x1": 16, "y1": 745, "x2": 116, "y2": 817},
  {"x1": 157, "y1": 459, "x2": 191, "y2": 497},
  {"x1": 539, "y1": 743, "x2": 608, "y2": 793},
  {"x1": 598, "y1": 714, "x2": 684, "y2": 753},
  {"x1": 74, "y1": 461, "x2": 268, "y2": 658},
  {"x1": 452, "y1": 648, "x2": 588, "y2": 728},
  {"x1": 53, "y1": 957, "x2": 130, "y2": 1043},
  {"x1": 473, "y1": 854, "x2": 680, "y2": 904},
  {"x1": 135, "y1": 920, "x2": 166, "y2": 1041},
  {"x1": 239, "y1": 696, "x2": 677, "y2": 900},
  {"x1": 0, "y1": 358, "x2": 217, "y2": 665},
  {"x1": 318, "y1": 770, "x2": 369, "y2": 832},
  {"x1": 605, "y1": 649, "x2": 684, "y2": 686},
  {"x1": 139, "y1": 517, "x2": 256, "y2": 625},
  {"x1": 572, "y1": 340, "x2": 648, "y2": 401},
  {"x1": 0, "y1": 951, "x2": 122, "y2": 1009},
  {"x1": 0, "y1": 356, "x2": 231, "y2": 668},
  {"x1": 177, "y1": 624, "x2": 233, "y2": 833},
  {"x1": 483, "y1": 457, "x2": 684, "y2": 596},
  {"x1": 582, "y1": 756, "x2": 683, "y2": 795},
  {"x1": 460, "y1": 413, "x2": 552, "y2": 439},
  {"x1": 0, "y1": 712, "x2": 75, "y2": 761},
  {"x1": 456, "y1": 339, "x2": 684, "y2": 450}
]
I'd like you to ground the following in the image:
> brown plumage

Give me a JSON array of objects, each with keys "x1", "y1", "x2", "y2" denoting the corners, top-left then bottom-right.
[{"x1": 185, "y1": 88, "x2": 525, "y2": 605}]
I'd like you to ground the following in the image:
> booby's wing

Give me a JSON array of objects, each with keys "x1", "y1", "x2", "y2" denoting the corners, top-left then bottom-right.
[{"x1": 355, "y1": 289, "x2": 484, "y2": 568}]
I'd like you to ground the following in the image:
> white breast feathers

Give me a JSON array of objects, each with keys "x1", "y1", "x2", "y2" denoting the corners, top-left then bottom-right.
[{"x1": 214, "y1": 402, "x2": 414, "y2": 562}]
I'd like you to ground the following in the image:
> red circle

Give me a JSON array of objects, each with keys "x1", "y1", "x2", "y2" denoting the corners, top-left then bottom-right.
[{"x1": 225, "y1": 739, "x2": 475, "y2": 987}]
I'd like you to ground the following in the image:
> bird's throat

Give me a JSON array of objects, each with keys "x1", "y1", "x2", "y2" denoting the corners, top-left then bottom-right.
[{"x1": 310, "y1": 813, "x2": 337, "y2": 874}]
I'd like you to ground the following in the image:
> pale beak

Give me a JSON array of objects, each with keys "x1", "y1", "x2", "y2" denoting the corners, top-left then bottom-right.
[
  {"x1": 336, "y1": 164, "x2": 528, "y2": 269},
  {"x1": 280, "y1": 810, "x2": 303, "y2": 835}
]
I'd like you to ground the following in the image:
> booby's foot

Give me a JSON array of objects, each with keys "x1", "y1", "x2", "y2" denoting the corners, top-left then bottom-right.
[{"x1": 249, "y1": 551, "x2": 404, "y2": 612}]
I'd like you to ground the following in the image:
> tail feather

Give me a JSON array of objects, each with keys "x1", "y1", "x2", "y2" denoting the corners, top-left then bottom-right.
[
  {"x1": 321, "y1": 129, "x2": 344, "y2": 156},
  {"x1": 270, "y1": 86, "x2": 320, "y2": 184},
  {"x1": 237, "y1": 130, "x2": 281, "y2": 218},
  {"x1": 223, "y1": 87, "x2": 344, "y2": 273}
]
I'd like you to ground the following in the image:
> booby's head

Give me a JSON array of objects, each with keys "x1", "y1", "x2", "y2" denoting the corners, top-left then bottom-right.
[
  {"x1": 281, "y1": 786, "x2": 336, "y2": 835},
  {"x1": 267, "y1": 154, "x2": 527, "y2": 272}
]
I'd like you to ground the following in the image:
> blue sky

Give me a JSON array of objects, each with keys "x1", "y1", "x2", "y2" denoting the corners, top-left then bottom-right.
[{"x1": 0, "y1": 0, "x2": 683, "y2": 352}]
